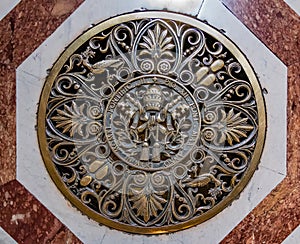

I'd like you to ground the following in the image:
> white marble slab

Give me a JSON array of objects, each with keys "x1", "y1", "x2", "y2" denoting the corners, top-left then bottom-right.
[
  {"x1": 283, "y1": 225, "x2": 300, "y2": 244},
  {"x1": 0, "y1": 0, "x2": 20, "y2": 21},
  {"x1": 16, "y1": 0, "x2": 287, "y2": 243},
  {"x1": 285, "y1": 0, "x2": 300, "y2": 16},
  {"x1": 0, "y1": 227, "x2": 17, "y2": 244}
]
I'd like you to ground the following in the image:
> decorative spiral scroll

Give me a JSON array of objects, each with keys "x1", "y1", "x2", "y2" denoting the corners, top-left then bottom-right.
[{"x1": 38, "y1": 12, "x2": 266, "y2": 234}]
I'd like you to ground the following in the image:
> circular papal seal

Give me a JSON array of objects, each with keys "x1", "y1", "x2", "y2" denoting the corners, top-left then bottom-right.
[
  {"x1": 104, "y1": 75, "x2": 201, "y2": 170},
  {"x1": 37, "y1": 11, "x2": 266, "y2": 234}
]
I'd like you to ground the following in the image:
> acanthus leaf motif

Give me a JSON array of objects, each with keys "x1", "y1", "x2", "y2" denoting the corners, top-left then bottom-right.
[
  {"x1": 139, "y1": 23, "x2": 175, "y2": 60},
  {"x1": 217, "y1": 109, "x2": 254, "y2": 146},
  {"x1": 51, "y1": 101, "x2": 87, "y2": 137},
  {"x1": 129, "y1": 184, "x2": 167, "y2": 223}
]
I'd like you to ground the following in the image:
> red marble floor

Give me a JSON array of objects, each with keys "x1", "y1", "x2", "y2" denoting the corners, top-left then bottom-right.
[{"x1": 0, "y1": 0, "x2": 299, "y2": 243}]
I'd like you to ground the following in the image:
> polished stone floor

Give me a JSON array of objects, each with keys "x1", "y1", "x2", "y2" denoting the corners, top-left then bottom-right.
[{"x1": 0, "y1": 0, "x2": 299, "y2": 243}]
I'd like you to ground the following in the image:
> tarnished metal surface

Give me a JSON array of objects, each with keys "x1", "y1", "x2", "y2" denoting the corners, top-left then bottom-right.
[{"x1": 37, "y1": 11, "x2": 266, "y2": 234}]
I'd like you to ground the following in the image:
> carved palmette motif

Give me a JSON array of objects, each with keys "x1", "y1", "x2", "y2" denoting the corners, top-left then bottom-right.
[{"x1": 39, "y1": 12, "x2": 265, "y2": 233}]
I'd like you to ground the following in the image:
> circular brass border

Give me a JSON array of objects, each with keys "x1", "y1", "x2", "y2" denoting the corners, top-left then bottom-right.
[{"x1": 37, "y1": 11, "x2": 266, "y2": 234}]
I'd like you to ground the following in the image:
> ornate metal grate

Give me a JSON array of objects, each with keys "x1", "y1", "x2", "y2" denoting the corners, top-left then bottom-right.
[{"x1": 37, "y1": 11, "x2": 266, "y2": 234}]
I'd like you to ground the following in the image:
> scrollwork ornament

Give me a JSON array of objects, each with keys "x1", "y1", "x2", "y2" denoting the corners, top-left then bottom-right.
[{"x1": 38, "y1": 11, "x2": 266, "y2": 234}]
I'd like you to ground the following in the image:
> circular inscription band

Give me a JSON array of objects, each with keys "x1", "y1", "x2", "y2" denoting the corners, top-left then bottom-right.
[
  {"x1": 37, "y1": 11, "x2": 266, "y2": 234},
  {"x1": 105, "y1": 75, "x2": 200, "y2": 170}
]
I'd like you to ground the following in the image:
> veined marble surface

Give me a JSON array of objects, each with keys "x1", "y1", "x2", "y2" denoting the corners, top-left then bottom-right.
[
  {"x1": 285, "y1": 0, "x2": 300, "y2": 16},
  {"x1": 0, "y1": 0, "x2": 20, "y2": 21},
  {"x1": 283, "y1": 225, "x2": 300, "y2": 244},
  {"x1": 0, "y1": 227, "x2": 17, "y2": 244},
  {"x1": 16, "y1": 0, "x2": 287, "y2": 243}
]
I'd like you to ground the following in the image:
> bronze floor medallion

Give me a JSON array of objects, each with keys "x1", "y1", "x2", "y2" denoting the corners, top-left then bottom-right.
[{"x1": 37, "y1": 11, "x2": 266, "y2": 234}]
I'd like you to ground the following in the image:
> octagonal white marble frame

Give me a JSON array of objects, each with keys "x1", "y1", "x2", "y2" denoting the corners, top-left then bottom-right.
[{"x1": 16, "y1": 0, "x2": 287, "y2": 243}]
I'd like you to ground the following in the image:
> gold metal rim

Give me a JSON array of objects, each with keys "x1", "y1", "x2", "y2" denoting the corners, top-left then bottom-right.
[{"x1": 37, "y1": 11, "x2": 266, "y2": 234}]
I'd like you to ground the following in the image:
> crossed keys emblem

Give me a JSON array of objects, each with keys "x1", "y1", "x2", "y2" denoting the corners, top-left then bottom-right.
[{"x1": 123, "y1": 84, "x2": 188, "y2": 163}]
